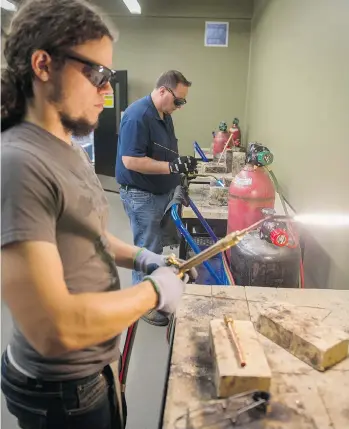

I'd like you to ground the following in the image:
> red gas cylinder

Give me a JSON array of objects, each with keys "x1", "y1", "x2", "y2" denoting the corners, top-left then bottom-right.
[
  {"x1": 229, "y1": 117, "x2": 241, "y2": 147},
  {"x1": 212, "y1": 121, "x2": 230, "y2": 156},
  {"x1": 227, "y1": 164, "x2": 275, "y2": 234}
]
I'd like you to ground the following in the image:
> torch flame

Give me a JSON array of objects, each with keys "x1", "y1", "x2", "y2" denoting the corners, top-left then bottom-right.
[{"x1": 293, "y1": 214, "x2": 349, "y2": 227}]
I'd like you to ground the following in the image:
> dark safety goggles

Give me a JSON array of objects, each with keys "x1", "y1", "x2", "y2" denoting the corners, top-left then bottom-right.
[
  {"x1": 65, "y1": 52, "x2": 116, "y2": 88},
  {"x1": 166, "y1": 87, "x2": 187, "y2": 107}
]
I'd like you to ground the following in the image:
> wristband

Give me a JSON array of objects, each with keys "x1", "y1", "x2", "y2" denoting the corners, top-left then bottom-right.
[
  {"x1": 133, "y1": 248, "x2": 145, "y2": 269},
  {"x1": 144, "y1": 276, "x2": 161, "y2": 308}
]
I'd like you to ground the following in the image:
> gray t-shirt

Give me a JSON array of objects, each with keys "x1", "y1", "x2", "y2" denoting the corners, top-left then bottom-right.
[{"x1": 1, "y1": 122, "x2": 120, "y2": 380}]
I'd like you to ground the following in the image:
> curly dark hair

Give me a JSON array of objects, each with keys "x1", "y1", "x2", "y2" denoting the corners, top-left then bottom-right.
[{"x1": 1, "y1": 0, "x2": 116, "y2": 131}]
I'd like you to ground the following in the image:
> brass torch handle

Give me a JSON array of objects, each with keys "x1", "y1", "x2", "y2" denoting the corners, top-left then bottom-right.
[{"x1": 177, "y1": 231, "x2": 244, "y2": 275}]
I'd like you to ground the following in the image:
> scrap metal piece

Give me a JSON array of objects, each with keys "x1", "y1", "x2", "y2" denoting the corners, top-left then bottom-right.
[
  {"x1": 174, "y1": 390, "x2": 270, "y2": 429},
  {"x1": 202, "y1": 162, "x2": 227, "y2": 175}
]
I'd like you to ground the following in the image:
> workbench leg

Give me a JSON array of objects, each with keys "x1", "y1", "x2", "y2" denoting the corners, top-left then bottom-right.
[{"x1": 179, "y1": 236, "x2": 187, "y2": 260}]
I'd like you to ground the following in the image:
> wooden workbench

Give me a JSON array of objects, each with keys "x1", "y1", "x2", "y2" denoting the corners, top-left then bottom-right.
[
  {"x1": 160, "y1": 285, "x2": 349, "y2": 429},
  {"x1": 182, "y1": 181, "x2": 292, "y2": 221},
  {"x1": 184, "y1": 181, "x2": 229, "y2": 220}
]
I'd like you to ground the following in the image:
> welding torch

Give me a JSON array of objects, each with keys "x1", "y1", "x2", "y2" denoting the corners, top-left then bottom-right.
[
  {"x1": 153, "y1": 141, "x2": 225, "y2": 186},
  {"x1": 170, "y1": 215, "x2": 293, "y2": 276}
]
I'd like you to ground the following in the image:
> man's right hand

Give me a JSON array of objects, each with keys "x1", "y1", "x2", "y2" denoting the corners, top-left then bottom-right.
[
  {"x1": 169, "y1": 156, "x2": 197, "y2": 174},
  {"x1": 144, "y1": 266, "x2": 188, "y2": 314}
]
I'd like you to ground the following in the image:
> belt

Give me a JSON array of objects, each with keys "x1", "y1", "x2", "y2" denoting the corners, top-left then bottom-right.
[
  {"x1": 120, "y1": 184, "x2": 166, "y2": 196},
  {"x1": 120, "y1": 184, "x2": 144, "y2": 192},
  {"x1": 2, "y1": 350, "x2": 101, "y2": 390}
]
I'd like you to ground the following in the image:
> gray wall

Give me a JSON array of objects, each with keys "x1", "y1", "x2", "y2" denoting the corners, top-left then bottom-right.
[
  {"x1": 112, "y1": 19, "x2": 251, "y2": 154},
  {"x1": 1, "y1": 9, "x2": 11, "y2": 67},
  {"x1": 246, "y1": 0, "x2": 349, "y2": 289},
  {"x1": 1, "y1": 0, "x2": 252, "y2": 155},
  {"x1": 1, "y1": 34, "x2": 6, "y2": 67},
  {"x1": 103, "y1": 0, "x2": 253, "y2": 154}
]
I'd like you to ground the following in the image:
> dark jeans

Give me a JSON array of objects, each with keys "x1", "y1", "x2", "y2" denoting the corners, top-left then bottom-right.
[
  {"x1": 120, "y1": 187, "x2": 171, "y2": 285},
  {"x1": 1, "y1": 352, "x2": 125, "y2": 429}
]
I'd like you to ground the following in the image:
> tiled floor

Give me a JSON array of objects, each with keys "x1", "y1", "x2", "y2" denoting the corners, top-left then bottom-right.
[{"x1": 1, "y1": 190, "x2": 170, "y2": 429}]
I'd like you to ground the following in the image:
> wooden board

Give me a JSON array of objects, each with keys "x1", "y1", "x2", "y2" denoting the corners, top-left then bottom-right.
[
  {"x1": 210, "y1": 319, "x2": 272, "y2": 397},
  {"x1": 256, "y1": 304, "x2": 349, "y2": 371}
]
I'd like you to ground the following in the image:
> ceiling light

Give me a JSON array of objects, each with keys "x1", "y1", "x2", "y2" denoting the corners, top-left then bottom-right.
[
  {"x1": 1, "y1": 0, "x2": 17, "y2": 12},
  {"x1": 122, "y1": 0, "x2": 141, "y2": 14}
]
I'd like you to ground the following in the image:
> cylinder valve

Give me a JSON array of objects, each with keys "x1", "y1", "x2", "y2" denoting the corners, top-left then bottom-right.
[{"x1": 260, "y1": 209, "x2": 289, "y2": 247}]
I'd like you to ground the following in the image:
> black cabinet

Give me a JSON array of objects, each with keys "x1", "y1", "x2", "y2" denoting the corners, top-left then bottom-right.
[{"x1": 94, "y1": 70, "x2": 128, "y2": 178}]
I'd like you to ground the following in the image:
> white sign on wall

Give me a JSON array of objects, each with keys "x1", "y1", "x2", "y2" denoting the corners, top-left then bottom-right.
[{"x1": 204, "y1": 21, "x2": 229, "y2": 47}]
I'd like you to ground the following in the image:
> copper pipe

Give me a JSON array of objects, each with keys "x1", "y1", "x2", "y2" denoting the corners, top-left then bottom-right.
[{"x1": 224, "y1": 315, "x2": 246, "y2": 367}]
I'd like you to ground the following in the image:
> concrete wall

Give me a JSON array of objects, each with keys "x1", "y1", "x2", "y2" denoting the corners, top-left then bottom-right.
[
  {"x1": 1, "y1": 34, "x2": 7, "y2": 67},
  {"x1": 104, "y1": 0, "x2": 252, "y2": 154},
  {"x1": 1, "y1": 9, "x2": 11, "y2": 68},
  {"x1": 246, "y1": 0, "x2": 349, "y2": 289}
]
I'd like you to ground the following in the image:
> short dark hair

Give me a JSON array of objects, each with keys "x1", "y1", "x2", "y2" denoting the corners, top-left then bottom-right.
[
  {"x1": 1, "y1": 0, "x2": 116, "y2": 132},
  {"x1": 155, "y1": 70, "x2": 192, "y2": 90}
]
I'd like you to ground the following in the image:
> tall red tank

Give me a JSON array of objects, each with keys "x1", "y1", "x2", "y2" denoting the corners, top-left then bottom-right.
[
  {"x1": 227, "y1": 164, "x2": 275, "y2": 234},
  {"x1": 212, "y1": 121, "x2": 230, "y2": 156},
  {"x1": 229, "y1": 117, "x2": 241, "y2": 147}
]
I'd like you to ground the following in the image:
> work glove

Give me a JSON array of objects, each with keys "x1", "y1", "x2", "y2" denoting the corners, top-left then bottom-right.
[
  {"x1": 144, "y1": 266, "x2": 188, "y2": 314},
  {"x1": 169, "y1": 156, "x2": 197, "y2": 174},
  {"x1": 134, "y1": 248, "x2": 198, "y2": 282}
]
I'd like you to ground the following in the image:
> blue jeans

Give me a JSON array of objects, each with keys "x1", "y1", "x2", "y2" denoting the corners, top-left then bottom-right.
[
  {"x1": 1, "y1": 352, "x2": 124, "y2": 429},
  {"x1": 120, "y1": 187, "x2": 172, "y2": 285}
]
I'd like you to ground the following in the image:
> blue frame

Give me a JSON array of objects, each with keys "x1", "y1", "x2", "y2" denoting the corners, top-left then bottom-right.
[
  {"x1": 171, "y1": 199, "x2": 229, "y2": 286},
  {"x1": 193, "y1": 141, "x2": 209, "y2": 162}
]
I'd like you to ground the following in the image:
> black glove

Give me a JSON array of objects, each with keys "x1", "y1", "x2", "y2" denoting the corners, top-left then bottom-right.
[{"x1": 169, "y1": 156, "x2": 197, "y2": 174}]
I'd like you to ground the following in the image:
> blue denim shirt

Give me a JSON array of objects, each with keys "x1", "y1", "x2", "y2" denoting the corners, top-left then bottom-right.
[{"x1": 115, "y1": 95, "x2": 180, "y2": 194}]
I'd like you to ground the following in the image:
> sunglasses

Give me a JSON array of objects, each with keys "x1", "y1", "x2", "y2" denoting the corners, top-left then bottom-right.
[
  {"x1": 65, "y1": 52, "x2": 116, "y2": 88},
  {"x1": 166, "y1": 87, "x2": 187, "y2": 107}
]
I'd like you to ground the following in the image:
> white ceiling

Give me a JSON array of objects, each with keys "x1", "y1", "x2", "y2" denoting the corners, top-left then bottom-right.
[
  {"x1": 94, "y1": 0, "x2": 253, "y2": 18},
  {"x1": 1, "y1": 0, "x2": 253, "y2": 35}
]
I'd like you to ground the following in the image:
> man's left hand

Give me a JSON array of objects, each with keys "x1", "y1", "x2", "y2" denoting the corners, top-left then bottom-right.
[
  {"x1": 169, "y1": 156, "x2": 197, "y2": 174},
  {"x1": 134, "y1": 248, "x2": 198, "y2": 282}
]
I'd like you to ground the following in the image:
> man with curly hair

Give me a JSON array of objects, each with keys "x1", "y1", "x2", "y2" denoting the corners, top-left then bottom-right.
[{"x1": 1, "y1": 1, "x2": 196, "y2": 428}]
